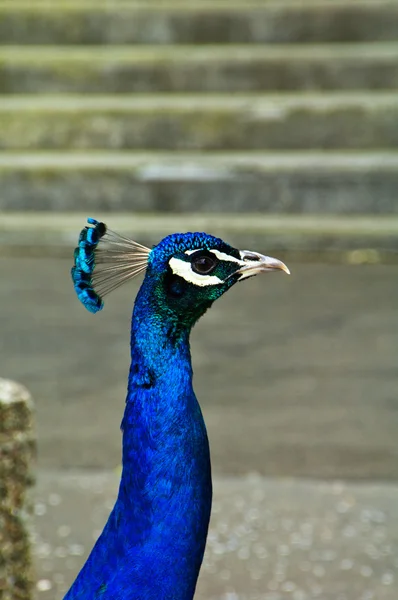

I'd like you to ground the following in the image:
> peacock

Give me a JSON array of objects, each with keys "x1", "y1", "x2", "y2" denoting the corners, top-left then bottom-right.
[{"x1": 67, "y1": 217, "x2": 289, "y2": 600}]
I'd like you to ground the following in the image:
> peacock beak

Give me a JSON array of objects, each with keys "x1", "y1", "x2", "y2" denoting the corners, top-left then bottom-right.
[{"x1": 236, "y1": 250, "x2": 290, "y2": 280}]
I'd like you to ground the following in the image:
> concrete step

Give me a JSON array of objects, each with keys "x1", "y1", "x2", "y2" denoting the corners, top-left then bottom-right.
[
  {"x1": 1, "y1": 212, "x2": 397, "y2": 261},
  {"x1": 1, "y1": 0, "x2": 398, "y2": 45},
  {"x1": 0, "y1": 151, "x2": 397, "y2": 214},
  {"x1": 1, "y1": 93, "x2": 398, "y2": 151},
  {"x1": 1, "y1": 44, "x2": 398, "y2": 93}
]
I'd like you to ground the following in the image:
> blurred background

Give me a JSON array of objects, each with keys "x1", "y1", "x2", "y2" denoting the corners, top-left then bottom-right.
[{"x1": 0, "y1": 1, "x2": 397, "y2": 599}]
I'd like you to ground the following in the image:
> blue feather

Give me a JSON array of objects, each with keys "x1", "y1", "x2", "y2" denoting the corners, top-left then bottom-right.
[{"x1": 71, "y1": 218, "x2": 106, "y2": 313}]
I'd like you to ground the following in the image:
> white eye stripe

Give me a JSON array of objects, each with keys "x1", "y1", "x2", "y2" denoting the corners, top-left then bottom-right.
[
  {"x1": 169, "y1": 257, "x2": 223, "y2": 287},
  {"x1": 211, "y1": 249, "x2": 246, "y2": 266},
  {"x1": 184, "y1": 248, "x2": 245, "y2": 266}
]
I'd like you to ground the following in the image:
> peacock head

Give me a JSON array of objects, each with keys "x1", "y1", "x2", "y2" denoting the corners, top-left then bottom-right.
[{"x1": 72, "y1": 219, "x2": 289, "y2": 328}]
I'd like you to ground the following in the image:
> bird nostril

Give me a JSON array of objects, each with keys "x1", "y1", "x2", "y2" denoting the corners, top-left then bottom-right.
[{"x1": 243, "y1": 252, "x2": 261, "y2": 262}]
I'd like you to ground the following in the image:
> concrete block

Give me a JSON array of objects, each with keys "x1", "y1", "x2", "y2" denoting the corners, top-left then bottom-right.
[
  {"x1": 0, "y1": 379, "x2": 35, "y2": 600},
  {"x1": 1, "y1": 1, "x2": 398, "y2": 45},
  {"x1": 1, "y1": 93, "x2": 398, "y2": 151},
  {"x1": 1, "y1": 44, "x2": 398, "y2": 94},
  {"x1": 0, "y1": 152, "x2": 397, "y2": 214}
]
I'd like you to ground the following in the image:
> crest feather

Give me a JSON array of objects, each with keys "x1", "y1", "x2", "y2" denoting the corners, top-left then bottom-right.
[{"x1": 71, "y1": 218, "x2": 150, "y2": 313}]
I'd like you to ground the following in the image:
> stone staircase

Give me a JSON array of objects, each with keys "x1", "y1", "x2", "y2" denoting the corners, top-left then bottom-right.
[{"x1": 0, "y1": 0, "x2": 397, "y2": 257}]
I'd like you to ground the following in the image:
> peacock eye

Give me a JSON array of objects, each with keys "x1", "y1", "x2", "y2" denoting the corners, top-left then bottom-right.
[{"x1": 191, "y1": 254, "x2": 217, "y2": 275}]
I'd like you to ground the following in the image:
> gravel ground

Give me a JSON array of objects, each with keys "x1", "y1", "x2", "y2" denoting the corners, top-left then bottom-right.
[{"x1": 33, "y1": 471, "x2": 398, "y2": 600}]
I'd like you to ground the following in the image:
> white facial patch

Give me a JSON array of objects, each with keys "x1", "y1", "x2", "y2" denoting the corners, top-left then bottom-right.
[
  {"x1": 169, "y1": 257, "x2": 224, "y2": 287},
  {"x1": 184, "y1": 248, "x2": 246, "y2": 266}
]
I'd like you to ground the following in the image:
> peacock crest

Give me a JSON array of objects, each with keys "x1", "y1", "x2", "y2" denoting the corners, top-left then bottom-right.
[{"x1": 71, "y1": 218, "x2": 151, "y2": 313}]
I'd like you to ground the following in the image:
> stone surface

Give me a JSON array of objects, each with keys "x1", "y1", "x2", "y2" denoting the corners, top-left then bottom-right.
[
  {"x1": 1, "y1": 44, "x2": 398, "y2": 94},
  {"x1": 0, "y1": 213, "x2": 397, "y2": 260},
  {"x1": 32, "y1": 470, "x2": 398, "y2": 600},
  {"x1": 0, "y1": 3, "x2": 397, "y2": 221},
  {"x1": 1, "y1": 0, "x2": 398, "y2": 45},
  {"x1": 1, "y1": 93, "x2": 398, "y2": 151},
  {"x1": 1, "y1": 258, "x2": 397, "y2": 481},
  {"x1": 0, "y1": 378, "x2": 36, "y2": 600},
  {"x1": 0, "y1": 152, "x2": 398, "y2": 214}
]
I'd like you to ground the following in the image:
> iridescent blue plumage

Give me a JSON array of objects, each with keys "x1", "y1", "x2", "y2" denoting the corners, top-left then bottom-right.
[
  {"x1": 67, "y1": 219, "x2": 289, "y2": 600},
  {"x1": 71, "y1": 218, "x2": 106, "y2": 313},
  {"x1": 71, "y1": 218, "x2": 149, "y2": 314}
]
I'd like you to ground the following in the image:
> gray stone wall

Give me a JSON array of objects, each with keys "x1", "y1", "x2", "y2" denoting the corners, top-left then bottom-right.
[{"x1": 0, "y1": 379, "x2": 35, "y2": 600}]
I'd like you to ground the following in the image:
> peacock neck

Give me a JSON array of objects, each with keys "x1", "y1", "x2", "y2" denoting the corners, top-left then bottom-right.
[{"x1": 114, "y1": 287, "x2": 212, "y2": 597}]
